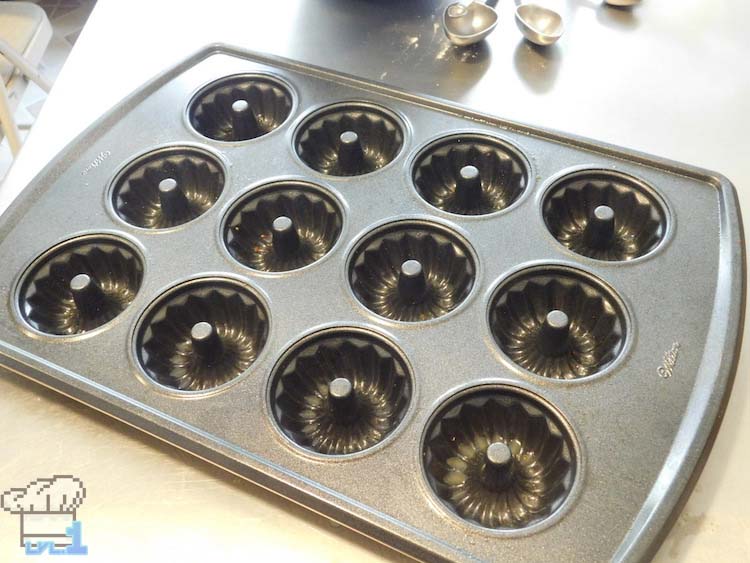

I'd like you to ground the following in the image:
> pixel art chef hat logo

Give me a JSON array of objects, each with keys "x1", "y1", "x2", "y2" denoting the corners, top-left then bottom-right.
[{"x1": 2, "y1": 476, "x2": 88, "y2": 555}]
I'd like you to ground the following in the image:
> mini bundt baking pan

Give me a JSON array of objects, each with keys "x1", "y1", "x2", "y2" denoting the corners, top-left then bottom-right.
[
  {"x1": 111, "y1": 146, "x2": 225, "y2": 229},
  {"x1": 134, "y1": 278, "x2": 268, "y2": 391},
  {"x1": 188, "y1": 74, "x2": 293, "y2": 142},
  {"x1": 489, "y1": 266, "x2": 627, "y2": 379},
  {"x1": 270, "y1": 328, "x2": 412, "y2": 455},
  {"x1": 18, "y1": 235, "x2": 143, "y2": 335},
  {"x1": 423, "y1": 386, "x2": 576, "y2": 530},
  {"x1": 349, "y1": 221, "x2": 475, "y2": 322},
  {"x1": 0, "y1": 46, "x2": 743, "y2": 563},
  {"x1": 413, "y1": 135, "x2": 529, "y2": 215},
  {"x1": 543, "y1": 169, "x2": 668, "y2": 261},
  {"x1": 295, "y1": 102, "x2": 404, "y2": 176},
  {"x1": 223, "y1": 181, "x2": 343, "y2": 272}
]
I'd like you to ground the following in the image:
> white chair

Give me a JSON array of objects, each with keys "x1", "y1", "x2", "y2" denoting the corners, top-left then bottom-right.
[{"x1": 0, "y1": 2, "x2": 52, "y2": 156}]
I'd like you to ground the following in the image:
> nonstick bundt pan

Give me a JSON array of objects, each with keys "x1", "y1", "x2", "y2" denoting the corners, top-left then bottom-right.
[{"x1": 0, "y1": 45, "x2": 743, "y2": 562}]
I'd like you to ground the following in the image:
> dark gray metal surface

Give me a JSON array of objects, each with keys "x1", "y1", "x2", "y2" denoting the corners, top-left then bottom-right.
[{"x1": 0, "y1": 45, "x2": 743, "y2": 562}]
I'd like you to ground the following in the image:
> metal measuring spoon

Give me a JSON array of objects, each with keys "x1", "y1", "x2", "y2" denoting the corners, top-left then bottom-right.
[
  {"x1": 514, "y1": 0, "x2": 564, "y2": 46},
  {"x1": 443, "y1": 0, "x2": 499, "y2": 46}
]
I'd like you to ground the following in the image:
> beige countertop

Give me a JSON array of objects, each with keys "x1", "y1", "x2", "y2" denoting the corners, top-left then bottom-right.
[{"x1": 1, "y1": 1, "x2": 748, "y2": 561}]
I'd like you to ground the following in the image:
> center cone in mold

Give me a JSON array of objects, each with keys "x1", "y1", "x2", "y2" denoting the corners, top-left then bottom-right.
[
  {"x1": 539, "y1": 310, "x2": 571, "y2": 356},
  {"x1": 270, "y1": 215, "x2": 300, "y2": 257},
  {"x1": 397, "y1": 259, "x2": 428, "y2": 304},
  {"x1": 455, "y1": 165, "x2": 483, "y2": 209},
  {"x1": 229, "y1": 99, "x2": 260, "y2": 140},
  {"x1": 482, "y1": 441, "x2": 515, "y2": 491},
  {"x1": 327, "y1": 377, "x2": 360, "y2": 423},
  {"x1": 68, "y1": 273, "x2": 106, "y2": 318},
  {"x1": 157, "y1": 178, "x2": 192, "y2": 222},
  {"x1": 190, "y1": 321, "x2": 224, "y2": 364},
  {"x1": 337, "y1": 131, "x2": 366, "y2": 174},
  {"x1": 583, "y1": 205, "x2": 616, "y2": 249}
]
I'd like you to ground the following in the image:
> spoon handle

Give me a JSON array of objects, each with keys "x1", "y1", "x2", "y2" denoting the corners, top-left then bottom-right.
[{"x1": 484, "y1": 0, "x2": 499, "y2": 7}]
